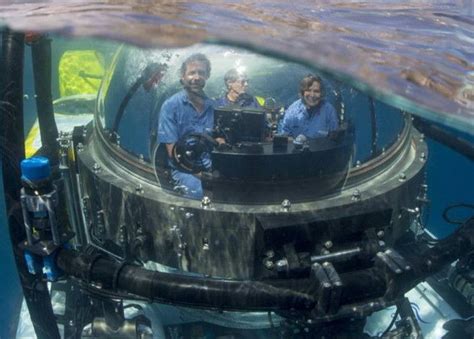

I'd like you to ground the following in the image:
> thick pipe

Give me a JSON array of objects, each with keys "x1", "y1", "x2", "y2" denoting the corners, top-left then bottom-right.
[
  {"x1": 56, "y1": 248, "x2": 316, "y2": 311},
  {"x1": 55, "y1": 217, "x2": 474, "y2": 313},
  {"x1": 413, "y1": 117, "x2": 474, "y2": 162},
  {"x1": 0, "y1": 30, "x2": 60, "y2": 339},
  {"x1": 31, "y1": 36, "x2": 59, "y2": 165},
  {"x1": 368, "y1": 97, "x2": 377, "y2": 156}
]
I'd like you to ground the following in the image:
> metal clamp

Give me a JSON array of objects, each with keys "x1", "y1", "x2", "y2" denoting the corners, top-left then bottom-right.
[
  {"x1": 311, "y1": 262, "x2": 343, "y2": 314},
  {"x1": 376, "y1": 249, "x2": 411, "y2": 274}
]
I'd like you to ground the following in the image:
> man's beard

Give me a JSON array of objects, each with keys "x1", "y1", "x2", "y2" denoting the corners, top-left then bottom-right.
[{"x1": 183, "y1": 81, "x2": 205, "y2": 97}]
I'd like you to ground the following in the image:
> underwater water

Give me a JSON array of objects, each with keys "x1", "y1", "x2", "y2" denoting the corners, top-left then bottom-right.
[{"x1": 0, "y1": 1, "x2": 473, "y2": 338}]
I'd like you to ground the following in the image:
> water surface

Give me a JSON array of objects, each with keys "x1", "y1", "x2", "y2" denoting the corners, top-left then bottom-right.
[{"x1": 0, "y1": 0, "x2": 473, "y2": 134}]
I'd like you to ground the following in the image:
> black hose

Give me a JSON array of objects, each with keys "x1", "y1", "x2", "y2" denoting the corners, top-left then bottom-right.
[
  {"x1": 55, "y1": 216, "x2": 474, "y2": 314},
  {"x1": 368, "y1": 97, "x2": 377, "y2": 156},
  {"x1": 31, "y1": 36, "x2": 59, "y2": 166},
  {"x1": 56, "y1": 249, "x2": 316, "y2": 311},
  {"x1": 111, "y1": 63, "x2": 165, "y2": 136},
  {"x1": 0, "y1": 29, "x2": 60, "y2": 339},
  {"x1": 413, "y1": 117, "x2": 474, "y2": 162}
]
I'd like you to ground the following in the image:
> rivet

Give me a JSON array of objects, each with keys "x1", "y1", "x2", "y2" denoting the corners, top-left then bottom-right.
[
  {"x1": 352, "y1": 189, "x2": 361, "y2": 201},
  {"x1": 265, "y1": 250, "x2": 275, "y2": 258},
  {"x1": 264, "y1": 259, "x2": 274, "y2": 269},
  {"x1": 92, "y1": 163, "x2": 101, "y2": 173},
  {"x1": 398, "y1": 172, "x2": 406, "y2": 182},
  {"x1": 324, "y1": 240, "x2": 333, "y2": 249},
  {"x1": 281, "y1": 199, "x2": 291, "y2": 210},
  {"x1": 201, "y1": 196, "x2": 211, "y2": 207}
]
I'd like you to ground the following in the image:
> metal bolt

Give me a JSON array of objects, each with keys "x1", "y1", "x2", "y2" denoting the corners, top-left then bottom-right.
[
  {"x1": 355, "y1": 160, "x2": 361, "y2": 168},
  {"x1": 139, "y1": 154, "x2": 145, "y2": 161},
  {"x1": 92, "y1": 163, "x2": 101, "y2": 173},
  {"x1": 264, "y1": 259, "x2": 274, "y2": 270},
  {"x1": 324, "y1": 240, "x2": 333, "y2": 249},
  {"x1": 202, "y1": 243, "x2": 209, "y2": 251},
  {"x1": 398, "y1": 172, "x2": 407, "y2": 182},
  {"x1": 77, "y1": 143, "x2": 84, "y2": 152},
  {"x1": 185, "y1": 212, "x2": 194, "y2": 219},
  {"x1": 265, "y1": 250, "x2": 275, "y2": 258},
  {"x1": 135, "y1": 184, "x2": 144, "y2": 194},
  {"x1": 276, "y1": 259, "x2": 288, "y2": 271},
  {"x1": 201, "y1": 196, "x2": 211, "y2": 207},
  {"x1": 419, "y1": 133, "x2": 425, "y2": 141},
  {"x1": 281, "y1": 199, "x2": 291, "y2": 210},
  {"x1": 377, "y1": 230, "x2": 385, "y2": 239},
  {"x1": 420, "y1": 152, "x2": 426, "y2": 161},
  {"x1": 352, "y1": 189, "x2": 361, "y2": 201}
]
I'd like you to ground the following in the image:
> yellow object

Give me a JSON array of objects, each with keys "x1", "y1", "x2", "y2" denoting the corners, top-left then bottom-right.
[
  {"x1": 59, "y1": 50, "x2": 104, "y2": 97},
  {"x1": 24, "y1": 123, "x2": 40, "y2": 158},
  {"x1": 255, "y1": 96, "x2": 265, "y2": 106}
]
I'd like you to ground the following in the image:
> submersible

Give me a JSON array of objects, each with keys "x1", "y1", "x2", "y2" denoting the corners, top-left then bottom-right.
[{"x1": 1, "y1": 30, "x2": 474, "y2": 338}]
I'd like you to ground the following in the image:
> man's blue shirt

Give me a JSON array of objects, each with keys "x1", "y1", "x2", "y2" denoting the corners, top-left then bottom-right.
[
  {"x1": 279, "y1": 99, "x2": 338, "y2": 138},
  {"x1": 158, "y1": 90, "x2": 214, "y2": 144},
  {"x1": 157, "y1": 90, "x2": 214, "y2": 199}
]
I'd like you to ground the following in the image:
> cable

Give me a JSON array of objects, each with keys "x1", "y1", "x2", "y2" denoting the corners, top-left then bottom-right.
[
  {"x1": 379, "y1": 307, "x2": 399, "y2": 338},
  {"x1": 442, "y1": 204, "x2": 474, "y2": 225},
  {"x1": 410, "y1": 302, "x2": 430, "y2": 324}
]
